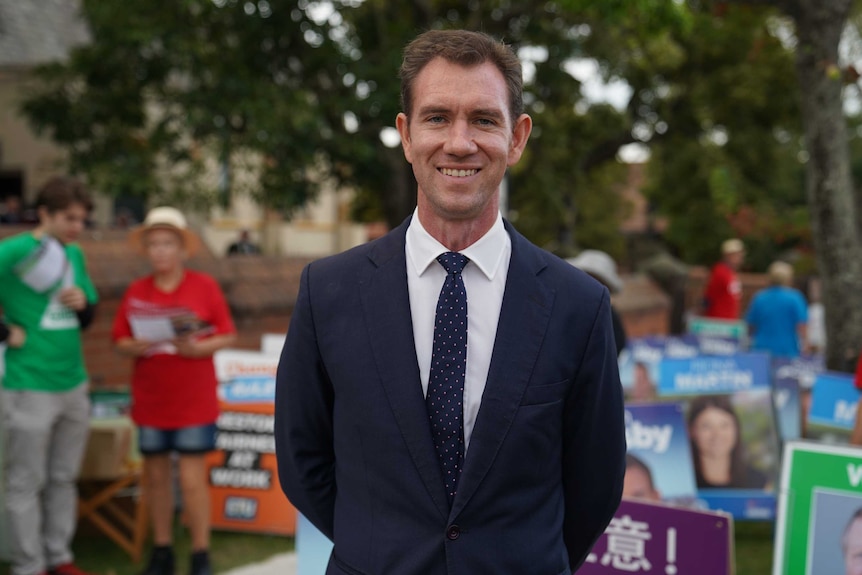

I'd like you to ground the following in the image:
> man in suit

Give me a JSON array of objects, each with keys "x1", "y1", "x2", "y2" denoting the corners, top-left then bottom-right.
[{"x1": 275, "y1": 29, "x2": 625, "y2": 574}]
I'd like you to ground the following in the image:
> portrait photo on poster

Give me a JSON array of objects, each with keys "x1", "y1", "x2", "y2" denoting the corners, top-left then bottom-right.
[
  {"x1": 806, "y1": 488, "x2": 862, "y2": 575},
  {"x1": 685, "y1": 391, "x2": 779, "y2": 491}
]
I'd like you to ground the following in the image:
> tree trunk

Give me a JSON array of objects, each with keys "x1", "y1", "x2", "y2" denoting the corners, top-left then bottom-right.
[{"x1": 793, "y1": 0, "x2": 862, "y2": 370}]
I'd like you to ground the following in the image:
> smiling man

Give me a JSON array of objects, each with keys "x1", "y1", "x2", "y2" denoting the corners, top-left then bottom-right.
[{"x1": 275, "y1": 29, "x2": 625, "y2": 575}]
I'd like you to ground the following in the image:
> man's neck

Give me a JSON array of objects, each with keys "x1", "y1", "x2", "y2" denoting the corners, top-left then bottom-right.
[{"x1": 417, "y1": 209, "x2": 497, "y2": 252}]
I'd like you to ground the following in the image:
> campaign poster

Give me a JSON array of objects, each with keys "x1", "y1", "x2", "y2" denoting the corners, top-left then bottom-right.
[
  {"x1": 693, "y1": 334, "x2": 740, "y2": 357},
  {"x1": 260, "y1": 332, "x2": 286, "y2": 355},
  {"x1": 581, "y1": 499, "x2": 734, "y2": 574},
  {"x1": 687, "y1": 315, "x2": 747, "y2": 344},
  {"x1": 206, "y1": 349, "x2": 296, "y2": 535},
  {"x1": 624, "y1": 403, "x2": 698, "y2": 507},
  {"x1": 659, "y1": 353, "x2": 780, "y2": 520},
  {"x1": 773, "y1": 441, "x2": 862, "y2": 575},
  {"x1": 773, "y1": 356, "x2": 825, "y2": 443},
  {"x1": 619, "y1": 336, "x2": 701, "y2": 403},
  {"x1": 808, "y1": 371, "x2": 859, "y2": 438}
]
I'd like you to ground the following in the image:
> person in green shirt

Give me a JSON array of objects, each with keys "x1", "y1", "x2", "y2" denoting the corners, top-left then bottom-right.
[{"x1": 0, "y1": 176, "x2": 98, "y2": 575}]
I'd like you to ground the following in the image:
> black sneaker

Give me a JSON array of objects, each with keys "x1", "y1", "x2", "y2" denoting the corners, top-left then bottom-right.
[
  {"x1": 139, "y1": 546, "x2": 174, "y2": 575},
  {"x1": 190, "y1": 550, "x2": 212, "y2": 575}
]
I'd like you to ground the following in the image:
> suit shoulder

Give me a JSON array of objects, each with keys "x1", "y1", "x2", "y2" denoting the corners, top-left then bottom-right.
[{"x1": 305, "y1": 226, "x2": 403, "y2": 279}]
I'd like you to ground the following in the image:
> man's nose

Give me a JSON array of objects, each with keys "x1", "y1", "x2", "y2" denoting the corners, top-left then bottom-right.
[{"x1": 445, "y1": 121, "x2": 478, "y2": 154}]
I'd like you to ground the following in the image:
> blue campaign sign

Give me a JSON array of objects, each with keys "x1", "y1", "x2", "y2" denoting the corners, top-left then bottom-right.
[
  {"x1": 772, "y1": 376, "x2": 801, "y2": 442},
  {"x1": 619, "y1": 336, "x2": 701, "y2": 399},
  {"x1": 696, "y1": 491, "x2": 776, "y2": 521},
  {"x1": 625, "y1": 403, "x2": 698, "y2": 505},
  {"x1": 773, "y1": 355, "x2": 825, "y2": 391},
  {"x1": 694, "y1": 335, "x2": 740, "y2": 356},
  {"x1": 808, "y1": 371, "x2": 859, "y2": 432},
  {"x1": 658, "y1": 353, "x2": 772, "y2": 396},
  {"x1": 219, "y1": 376, "x2": 277, "y2": 403}
]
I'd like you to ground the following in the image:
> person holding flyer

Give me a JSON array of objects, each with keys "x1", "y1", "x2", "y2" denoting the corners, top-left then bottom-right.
[
  {"x1": 112, "y1": 207, "x2": 236, "y2": 575},
  {"x1": 0, "y1": 176, "x2": 98, "y2": 575}
]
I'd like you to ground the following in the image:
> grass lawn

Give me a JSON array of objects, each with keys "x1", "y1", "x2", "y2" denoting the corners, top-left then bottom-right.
[
  {"x1": 1, "y1": 519, "x2": 774, "y2": 575},
  {"x1": 0, "y1": 523, "x2": 293, "y2": 575}
]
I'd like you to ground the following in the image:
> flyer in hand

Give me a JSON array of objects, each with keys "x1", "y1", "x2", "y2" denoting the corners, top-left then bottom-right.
[
  {"x1": 14, "y1": 236, "x2": 68, "y2": 293},
  {"x1": 127, "y1": 298, "x2": 214, "y2": 345}
]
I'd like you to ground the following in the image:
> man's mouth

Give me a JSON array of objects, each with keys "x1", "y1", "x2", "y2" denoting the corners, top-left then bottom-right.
[{"x1": 439, "y1": 168, "x2": 478, "y2": 177}]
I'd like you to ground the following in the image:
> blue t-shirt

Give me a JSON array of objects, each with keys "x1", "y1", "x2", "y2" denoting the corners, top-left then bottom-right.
[{"x1": 745, "y1": 286, "x2": 808, "y2": 358}]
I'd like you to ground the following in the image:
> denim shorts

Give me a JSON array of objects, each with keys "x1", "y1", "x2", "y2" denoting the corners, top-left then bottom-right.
[{"x1": 138, "y1": 423, "x2": 218, "y2": 455}]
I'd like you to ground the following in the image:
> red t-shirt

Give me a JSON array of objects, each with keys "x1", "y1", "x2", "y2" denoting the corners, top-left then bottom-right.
[
  {"x1": 112, "y1": 270, "x2": 235, "y2": 428},
  {"x1": 704, "y1": 262, "x2": 742, "y2": 319},
  {"x1": 855, "y1": 354, "x2": 862, "y2": 390}
]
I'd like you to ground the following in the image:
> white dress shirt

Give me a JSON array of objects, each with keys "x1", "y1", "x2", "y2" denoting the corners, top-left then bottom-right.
[{"x1": 406, "y1": 209, "x2": 511, "y2": 453}]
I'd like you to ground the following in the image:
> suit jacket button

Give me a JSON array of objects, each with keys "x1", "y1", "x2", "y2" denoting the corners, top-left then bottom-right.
[{"x1": 446, "y1": 525, "x2": 460, "y2": 540}]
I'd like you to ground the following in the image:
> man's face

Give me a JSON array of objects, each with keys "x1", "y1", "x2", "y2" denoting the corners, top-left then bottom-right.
[
  {"x1": 396, "y1": 58, "x2": 531, "y2": 230},
  {"x1": 845, "y1": 518, "x2": 862, "y2": 575},
  {"x1": 39, "y1": 203, "x2": 88, "y2": 244},
  {"x1": 623, "y1": 466, "x2": 660, "y2": 502},
  {"x1": 725, "y1": 250, "x2": 745, "y2": 270}
]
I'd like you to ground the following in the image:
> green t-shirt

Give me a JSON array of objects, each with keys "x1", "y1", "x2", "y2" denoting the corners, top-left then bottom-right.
[{"x1": 0, "y1": 232, "x2": 98, "y2": 392}]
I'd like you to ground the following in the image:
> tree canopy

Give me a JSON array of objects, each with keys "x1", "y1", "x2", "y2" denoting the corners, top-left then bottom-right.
[{"x1": 19, "y1": 0, "x2": 862, "y2": 366}]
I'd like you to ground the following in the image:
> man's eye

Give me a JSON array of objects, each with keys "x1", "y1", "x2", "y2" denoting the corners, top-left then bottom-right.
[{"x1": 428, "y1": 116, "x2": 445, "y2": 124}]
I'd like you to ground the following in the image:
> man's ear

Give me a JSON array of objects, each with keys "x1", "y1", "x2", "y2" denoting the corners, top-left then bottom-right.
[
  {"x1": 396, "y1": 112, "x2": 413, "y2": 164},
  {"x1": 507, "y1": 113, "x2": 532, "y2": 166},
  {"x1": 37, "y1": 205, "x2": 50, "y2": 225}
]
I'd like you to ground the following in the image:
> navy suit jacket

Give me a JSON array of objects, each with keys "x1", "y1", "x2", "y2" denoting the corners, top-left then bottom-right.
[{"x1": 275, "y1": 217, "x2": 626, "y2": 575}]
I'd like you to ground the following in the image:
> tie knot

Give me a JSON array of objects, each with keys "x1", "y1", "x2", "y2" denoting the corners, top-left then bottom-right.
[{"x1": 437, "y1": 252, "x2": 469, "y2": 275}]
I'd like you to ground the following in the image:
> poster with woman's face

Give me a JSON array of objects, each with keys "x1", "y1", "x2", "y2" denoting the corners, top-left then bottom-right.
[{"x1": 660, "y1": 353, "x2": 781, "y2": 520}]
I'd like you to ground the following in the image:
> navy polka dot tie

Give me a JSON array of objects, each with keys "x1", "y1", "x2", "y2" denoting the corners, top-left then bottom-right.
[{"x1": 427, "y1": 252, "x2": 469, "y2": 505}]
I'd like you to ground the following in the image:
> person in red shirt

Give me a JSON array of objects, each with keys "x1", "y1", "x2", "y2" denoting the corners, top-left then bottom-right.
[
  {"x1": 112, "y1": 207, "x2": 236, "y2": 575},
  {"x1": 703, "y1": 238, "x2": 746, "y2": 319}
]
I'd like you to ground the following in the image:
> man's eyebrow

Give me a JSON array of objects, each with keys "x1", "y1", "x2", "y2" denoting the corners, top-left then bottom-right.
[
  {"x1": 472, "y1": 108, "x2": 506, "y2": 120},
  {"x1": 416, "y1": 106, "x2": 451, "y2": 117}
]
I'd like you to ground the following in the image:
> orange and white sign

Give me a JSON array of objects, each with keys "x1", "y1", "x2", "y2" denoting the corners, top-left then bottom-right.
[{"x1": 206, "y1": 349, "x2": 296, "y2": 535}]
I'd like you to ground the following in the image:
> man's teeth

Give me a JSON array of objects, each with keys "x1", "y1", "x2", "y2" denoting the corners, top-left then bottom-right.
[{"x1": 440, "y1": 168, "x2": 477, "y2": 177}]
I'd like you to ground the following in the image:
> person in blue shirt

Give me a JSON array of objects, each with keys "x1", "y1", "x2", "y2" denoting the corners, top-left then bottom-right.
[{"x1": 745, "y1": 261, "x2": 809, "y2": 358}]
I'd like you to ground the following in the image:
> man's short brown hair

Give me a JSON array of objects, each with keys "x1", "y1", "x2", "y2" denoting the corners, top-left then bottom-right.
[
  {"x1": 35, "y1": 176, "x2": 93, "y2": 214},
  {"x1": 399, "y1": 29, "x2": 524, "y2": 126}
]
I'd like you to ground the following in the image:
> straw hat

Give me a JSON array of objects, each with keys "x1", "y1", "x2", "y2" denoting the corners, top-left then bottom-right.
[
  {"x1": 566, "y1": 250, "x2": 624, "y2": 293},
  {"x1": 721, "y1": 238, "x2": 745, "y2": 256},
  {"x1": 129, "y1": 206, "x2": 200, "y2": 256}
]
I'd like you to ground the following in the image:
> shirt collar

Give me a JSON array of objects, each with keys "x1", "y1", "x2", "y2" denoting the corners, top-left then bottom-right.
[{"x1": 406, "y1": 208, "x2": 509, "y2": 281}]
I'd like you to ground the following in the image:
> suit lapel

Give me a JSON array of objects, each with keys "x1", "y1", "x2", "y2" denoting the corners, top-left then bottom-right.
[
  {"x1": 359, "y1": 219, "x2": 450, "y2": 520},
  {"x1": 451, "y1": 223, "x2": 555, "y2": 518}
]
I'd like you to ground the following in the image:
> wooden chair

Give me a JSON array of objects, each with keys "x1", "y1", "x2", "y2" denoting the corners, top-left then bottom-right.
[{"x1": 77, "y1": 470, "x2": 148, "y2": 562}]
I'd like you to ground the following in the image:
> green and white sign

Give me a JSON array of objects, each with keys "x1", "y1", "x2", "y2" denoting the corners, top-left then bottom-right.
[
  {"x1": 773, "y1": 441, "x2": 862, "y2": 575},
  {"x1": 687, "y1": 315, "x2": 748, "y2": 342}
]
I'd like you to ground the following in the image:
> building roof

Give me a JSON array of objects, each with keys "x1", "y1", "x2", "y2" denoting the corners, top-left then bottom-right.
[{"x1": 0, "y1": 0, "x2": 89, "y2": 67}]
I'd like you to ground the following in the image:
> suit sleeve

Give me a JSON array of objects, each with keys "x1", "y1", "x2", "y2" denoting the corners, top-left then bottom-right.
[
  {"x1": 562, "y1": 289, "x2": 626, "y2": 570},
  {"x1": 274, "y1": 264, "x2": 336, "y2": 540}
]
